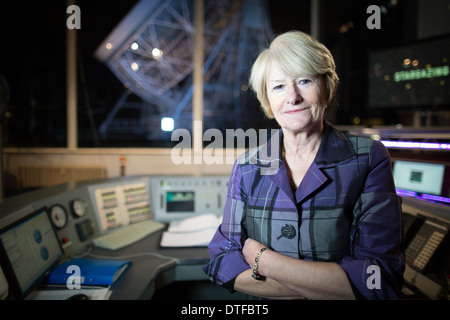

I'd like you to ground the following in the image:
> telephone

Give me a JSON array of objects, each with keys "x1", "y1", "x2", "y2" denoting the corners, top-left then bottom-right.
[
  {"x1": 0, "y1": 265, "x2": 8, "y2": 300},
  {"x1": 403, "y1": 212, "x2": 426, "y2": 249},
  {"x1": 404, "y1": 214, "x2": 449, "y2": 273}
]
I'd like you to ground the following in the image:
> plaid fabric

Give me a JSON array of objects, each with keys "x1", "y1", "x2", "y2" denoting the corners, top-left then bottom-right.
[{"x1": 202, "y1": 122, "x2": 405, "y2": 299}]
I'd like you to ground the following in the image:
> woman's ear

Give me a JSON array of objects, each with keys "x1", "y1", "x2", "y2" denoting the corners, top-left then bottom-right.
[{"x1": 326, "y1": 82, "x2": 338, "y2": 105}]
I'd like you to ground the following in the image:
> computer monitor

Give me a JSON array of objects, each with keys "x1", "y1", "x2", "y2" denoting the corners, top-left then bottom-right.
[
  {"x1": 0, "y1": 207, "x2": 64, "y2": 299},
  {"x1": 393, "y1": 160, "x2": 445, "y2": 196}
]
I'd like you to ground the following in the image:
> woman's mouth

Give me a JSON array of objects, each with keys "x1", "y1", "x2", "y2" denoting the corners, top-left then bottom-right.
[{"x1": 285, "y1": 107, "x2": 309, "y2": 115}]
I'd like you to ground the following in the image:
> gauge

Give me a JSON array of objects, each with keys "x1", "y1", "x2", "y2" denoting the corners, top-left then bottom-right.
[
  {"x1": 49, "y1": 204, "x2": 68, "y2": 229},
  {"x1": 70, "y1": 199, "x2": 87, "y2": 218}
]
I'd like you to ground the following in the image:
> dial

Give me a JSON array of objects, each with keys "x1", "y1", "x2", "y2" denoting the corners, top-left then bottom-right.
[
  {"x1": 49, "y1": 205, "x2": 68, "y2": 229},
  {"x1": 70, "y1": 199, "x2": 86, "y2": 218}
]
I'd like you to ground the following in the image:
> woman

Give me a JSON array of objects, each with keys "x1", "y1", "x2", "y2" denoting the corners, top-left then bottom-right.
[{"x1": 202, "y1": 31, "x2": 404, "y2": 300}]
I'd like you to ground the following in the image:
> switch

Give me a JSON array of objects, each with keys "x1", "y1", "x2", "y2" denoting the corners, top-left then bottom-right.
[{"x1": 75, "y1": 219, "x2": 94, "y2": 241}]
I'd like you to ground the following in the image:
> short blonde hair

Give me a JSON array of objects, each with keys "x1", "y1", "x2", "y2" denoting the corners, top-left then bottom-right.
[{"x1": 249, "y1": 31, "x2": 339, "y2": 118}]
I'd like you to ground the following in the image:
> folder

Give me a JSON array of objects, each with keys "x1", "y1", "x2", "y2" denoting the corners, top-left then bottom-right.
[{"x1": 46, "y1": 257, "x2": 131, "y2": 286}]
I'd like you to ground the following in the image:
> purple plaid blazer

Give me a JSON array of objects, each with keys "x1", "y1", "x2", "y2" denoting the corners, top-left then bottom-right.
[{"x1": 202, "y1": 122, "x2": 405, "y2": 299}]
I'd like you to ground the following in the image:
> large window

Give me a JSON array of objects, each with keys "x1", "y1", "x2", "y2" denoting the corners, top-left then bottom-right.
[
  {"x1": 3, "y1": 1, "x2": 441, "y2": 149},
  {"x1": 1, "y1": 1, "x2": 277, "y2": 149}
]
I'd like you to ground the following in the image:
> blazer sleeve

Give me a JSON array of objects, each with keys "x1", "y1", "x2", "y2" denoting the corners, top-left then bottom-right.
[
  {"x1": 202, "y1": 159, "x2": 250, "y2": 286},
  {"x1": 339, "y1": 140, "x2": 405, "y2": 299}
]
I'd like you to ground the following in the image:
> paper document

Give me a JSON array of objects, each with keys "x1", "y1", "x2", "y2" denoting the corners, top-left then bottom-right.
[
  {"x1": 160, "y1": 214, "x2": 222, "y2": 247},
  {"x1": 27, "y1": 287, "x2": 111, "y2": 300}
]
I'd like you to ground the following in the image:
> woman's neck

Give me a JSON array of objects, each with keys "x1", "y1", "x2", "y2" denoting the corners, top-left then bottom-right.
[
  {"x1": 282, "y1": 121, "x2": 324, "y2": 159},
  {"x1": 281, "y1": 122, "x2": 324, "y2": 190}
]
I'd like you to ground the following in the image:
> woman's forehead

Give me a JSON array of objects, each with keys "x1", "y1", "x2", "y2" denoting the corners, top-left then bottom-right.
[{"x1": 267, "y1": 60, "x2": 318, "y2": 81}]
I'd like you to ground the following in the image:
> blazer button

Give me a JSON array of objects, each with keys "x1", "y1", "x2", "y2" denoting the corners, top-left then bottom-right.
[{"x1": 281, "y1": 224, "x2": 296, "y2": 239}]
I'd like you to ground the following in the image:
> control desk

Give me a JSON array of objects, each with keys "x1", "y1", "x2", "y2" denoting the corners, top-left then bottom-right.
[
  {"x1": 0, "y1": 174, "x2": 449, "y2": 300},
  {"x1": 0, "y1": 175, "x2": 236, "y2": 300}
]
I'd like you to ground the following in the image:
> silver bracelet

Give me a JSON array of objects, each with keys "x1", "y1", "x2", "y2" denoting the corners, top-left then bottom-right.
[{"x1": 252, "y1": 247, "x2": 269, "y2": 280}]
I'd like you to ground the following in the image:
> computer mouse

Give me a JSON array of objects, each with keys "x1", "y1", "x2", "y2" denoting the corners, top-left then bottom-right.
[{"x1": 67, "y1": 293, "x2": 89, "y2": 300}]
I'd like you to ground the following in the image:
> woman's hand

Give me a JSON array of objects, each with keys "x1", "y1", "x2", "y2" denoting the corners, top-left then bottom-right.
[{"x1": 240, "y1": 237, "x2": 354, "y2": 299}]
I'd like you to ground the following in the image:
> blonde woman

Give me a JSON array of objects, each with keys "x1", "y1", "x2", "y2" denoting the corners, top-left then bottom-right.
[{"x1": 203, "y1": 31, "x2": 404, "y2": 300}]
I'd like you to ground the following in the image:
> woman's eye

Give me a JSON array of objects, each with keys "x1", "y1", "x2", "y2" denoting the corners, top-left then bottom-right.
[
  {"x1": 298, "y1": 79, "x2": 312, "y2": 86},
  {"x1": 273, "y1": 84, "x2": 284, "y2": 90}
]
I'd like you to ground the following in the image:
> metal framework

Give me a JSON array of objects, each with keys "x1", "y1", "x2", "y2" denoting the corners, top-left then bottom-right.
[{"x1": 95, "y1": 0, "x2": 273, "y2": 140}]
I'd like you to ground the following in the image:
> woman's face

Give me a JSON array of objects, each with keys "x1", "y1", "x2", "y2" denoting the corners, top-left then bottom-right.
[{"x1": 266, "y1": 60, "x2": 327, "y2": 135}]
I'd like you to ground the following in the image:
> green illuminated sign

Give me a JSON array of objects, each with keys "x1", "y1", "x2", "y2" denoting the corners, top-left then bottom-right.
[{"x1": 394, "y1": 65, "x2": 449, "y2": 82}]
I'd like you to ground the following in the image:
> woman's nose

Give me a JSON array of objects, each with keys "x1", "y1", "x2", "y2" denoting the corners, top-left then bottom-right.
[{"x1": 286, "y1": 84, "x2": 302, "y2": 105}]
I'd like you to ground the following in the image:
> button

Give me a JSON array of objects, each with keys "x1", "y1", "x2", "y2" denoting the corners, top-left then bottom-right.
[{"x1": 281, "y1": 224, "x2": 296, "y2": 239}]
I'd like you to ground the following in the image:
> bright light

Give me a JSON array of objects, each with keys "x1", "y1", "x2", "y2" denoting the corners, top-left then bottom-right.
[
  {"x1": 381, "y1": 140, "x2": 450, "y2": 150},
  {"x1": 130, "y1": 42, "x2": 139, "y2": 50},
  {"x1": 152, "y1": 48, "x2": 163, "y2": 59},
  {"x1": 131, "y1": 62, "x2": 139, "y2": 71},
  {"x1": 396, "y1": 188, "x2": 450, "y2": 205},
  {"x1": 161, "y1": 117, "x2": 174, "y2": 131}
]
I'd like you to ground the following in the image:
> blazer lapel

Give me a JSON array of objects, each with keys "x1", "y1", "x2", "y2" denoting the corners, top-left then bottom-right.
[
  {"x1": 295, "y1": 122, "x2": 357, "y2": 204},
  {"x1": 268, "y1": 162, "x2": 297, "y2": 204},
  {"x1": 257, "y1": 122, "x2": 358, "y2": 205},
  {"x1": 295, "y1": 162, "x2": 328, "y2": 203}
]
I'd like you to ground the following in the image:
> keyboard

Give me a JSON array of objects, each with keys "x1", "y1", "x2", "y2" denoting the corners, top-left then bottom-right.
[{"x1": 93, "y1": 219, "x2": 166, "y2": 250}]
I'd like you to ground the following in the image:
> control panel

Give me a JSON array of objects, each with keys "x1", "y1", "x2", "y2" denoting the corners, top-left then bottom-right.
[
  {"x1": 0, "y1": 175, "x2": 230, "y2": 259},
  {"x1": 150, "y1": 176, "x2": 229, "y2": 222},
  {"x1": 89, "y1": 178, "x2": 152, "y2": 233},
  {"x1": 22, "y1": 182, "x2": 101, "y2": 257}
]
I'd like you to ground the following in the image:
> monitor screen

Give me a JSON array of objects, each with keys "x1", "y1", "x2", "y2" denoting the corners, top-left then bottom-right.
[
  {"x1": 368, "y1": 36, "x2": 450, "y2": 109},
  {"x1": 166, "y1": 191, "x2": 195, "y2": 212},
  {"x1": 393, "y1": 160, "x2": 445, "y2": 196},
  {"x1": 0, "y1": 207, "x2": 64, "y2": 299}
]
